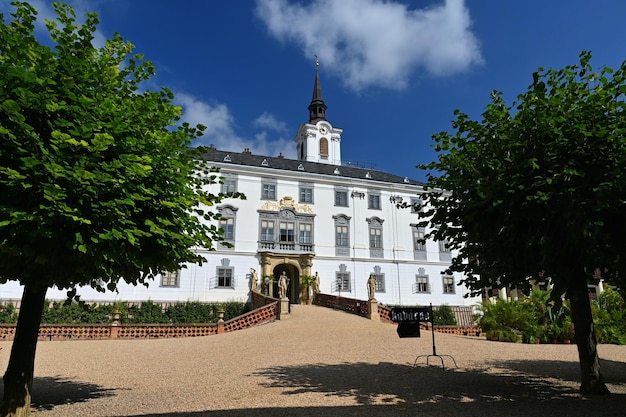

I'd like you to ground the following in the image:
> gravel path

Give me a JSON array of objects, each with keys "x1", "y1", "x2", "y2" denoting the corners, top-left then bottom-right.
[{"x1": 1, "y1": 305, "x2": 625, "y2": 416}]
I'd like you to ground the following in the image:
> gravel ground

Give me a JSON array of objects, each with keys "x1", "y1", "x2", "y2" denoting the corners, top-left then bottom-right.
[{"x1": 0, "y1": 304, "x2": 625, "y2": 417}]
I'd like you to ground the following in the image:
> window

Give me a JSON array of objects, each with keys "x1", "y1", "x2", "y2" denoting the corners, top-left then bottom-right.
[
  {"x1": 410, "y1": 198, "x2": 423, "y2": 213},
  {"x1": 217, "y1": 267, "x2": 234, "y2": 288},
  {"x1": 160, "y1": 270, "x2": 180, "y2": 287},
  {"x1": 299, "y1": 223, "x2": 312, "y2": 244},
  {"x1": 414, "y1": 268, "x2": 429, "y2": 293},
  {"x1": 261, "y1": 179, "x2": 277, "y2": 200},
  {"x1": 443, "y1": 275, "x2": 455, "y2": 294},
  {"x1": 320, "y1": 137, "x2": 328, "y2": 158},
  {"x1": 335, "y1": 190, "x2": 348, "y2": 207},
  {"x1": 336, "y1": 225, "x2": 349, "y2": 247},
  {"x1": 219, "y1": 217, "x2": 234, "y2": 240},
  {"x1": 416, "y1": 276, "x2": 429, "y2": 293},
  {"x1": 439, "y1": 237, "x2": 451, "y2": 261},
  {"x1": 411, "y1": 224, "x2": 427, "y2": 260},
  {"x1": 413, "y1": 227, "x2": 426, "y2": 251},
  {"x1": 279, "y1": 222, "x2": 295, "y2": 242},
  {"x1": 261, "y1": 220, "x2": 274, "y2": 241},
  {"x1": 333, "y1": 214, "x2": 351, "y2": 256},
  {"x1": 367, "y1": 217, "x2": 384, "y2": 258},
  {"x1": 335, "y1": 264, "x2": 351, "y2": 292},
  {"x1": 258, "y1": 208, "x2": 315, "y2": 253},
  {"x1": 336, "y1": 273, "x2": 351, "y2": 291},
  {"x1": 262, "y1": 183, "x2": 276, "y2": 200},
  {"x1": 370, "y1": 228, "x2": 382, "y2": 248},
  {"x1": 221, "y1": 176, "x2": 237, "y2": 194},
  {"x1": 368, "y1": 193, "x2": 381, "y2": 209},
  {"x1": 299, "y1": 183, "x2": 314, "y2": 203},
  {"x1": 217, "y1": 205, "x2": 238, "y2": 248}
]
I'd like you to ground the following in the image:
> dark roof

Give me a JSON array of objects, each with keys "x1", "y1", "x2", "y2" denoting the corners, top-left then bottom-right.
[{"x1": 201, "y1": 148, "x2": 424, "y2": 186}]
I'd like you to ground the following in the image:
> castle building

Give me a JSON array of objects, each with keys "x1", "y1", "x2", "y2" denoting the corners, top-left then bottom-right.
[{"x1": 0, "y1": 65, "x2": 480, "y2": 308}]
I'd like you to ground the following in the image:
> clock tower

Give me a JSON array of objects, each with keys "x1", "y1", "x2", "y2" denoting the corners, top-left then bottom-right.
[{"x1": 294, "y1": 60, "x2": 343, "y2": 166}]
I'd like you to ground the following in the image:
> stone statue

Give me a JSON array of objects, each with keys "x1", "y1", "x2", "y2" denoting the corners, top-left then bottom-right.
[
  {"x1": 313, "y1": 271, "x2": 320, "y2": 295},
  {"x1": 250, "y1": 268, "x2": 258, "y2": 291},
  {"x1": 367, "y1": 274, "x2": 377, "y2": 301},
  {"x1": 278, "y1": 271, "x2": 289, "y2": 299}
]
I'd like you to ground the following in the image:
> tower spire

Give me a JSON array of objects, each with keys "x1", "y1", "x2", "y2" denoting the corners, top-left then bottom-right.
[{"x1": 308, "y1": 55, "x2": 327, "y2": 124}]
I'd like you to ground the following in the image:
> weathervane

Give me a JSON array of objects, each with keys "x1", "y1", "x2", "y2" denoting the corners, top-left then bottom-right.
[{"x1": 315, "y1": 54, "x2": 319, "y2": 68}]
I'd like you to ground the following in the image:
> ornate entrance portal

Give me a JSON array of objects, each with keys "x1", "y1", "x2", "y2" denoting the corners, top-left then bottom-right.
[{"x1": 259, "y1": 253, "x2": 313, "y2": 304}]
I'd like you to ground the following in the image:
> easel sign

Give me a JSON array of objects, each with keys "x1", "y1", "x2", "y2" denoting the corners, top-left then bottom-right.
[
  {"x1": 390, "y1": 307, "x2": 430, "y2": 338},
  {"x1": 390, "y1": 304, "x2": 458, "y2": 369}
]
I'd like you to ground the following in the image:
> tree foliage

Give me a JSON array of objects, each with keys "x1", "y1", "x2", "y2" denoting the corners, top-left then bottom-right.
[
  {"x1": 419, "y1": 51, "x2": 624, "y2": 394},
  {"x1": 420, "y1": 51, "x2": 626, "y2": 295},
  {"x1": 0, "y1": 2, "x2": 233, "y2": 293},
  {"x1": 0, "y1": 2, "x2": 242, "y2": 414}
]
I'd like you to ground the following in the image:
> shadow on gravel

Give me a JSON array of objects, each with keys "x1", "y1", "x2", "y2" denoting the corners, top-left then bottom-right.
[
  {"x1": 0, "y1": 376, "x2": 116, "y2": 411},
  {"x1": 12, "y1": 359, "x2": 626, "y2": 417},
  {"x1": 495, "y1": 357, "x2": 626, "y2": 384},
  {"x1": 111, "y1": 360, "x2": 626, "y2": 417}
]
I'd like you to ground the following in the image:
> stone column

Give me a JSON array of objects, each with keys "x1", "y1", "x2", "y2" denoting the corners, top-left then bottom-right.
[
  {"x1": 217, "y1": 310, "x2": 225, "y2": 334},
  {"x1": 597, "y1": 279, "x2": 605, "y2": 296},
  {"x1": 498, "y1": 286, "x2": 508, "y2": 301},
  {"x1": 367, "y1": 299, "x2": 380, "y2": 321},
  {"x1": 278, "y1": 298, "x2": 290, "y2": 320}
]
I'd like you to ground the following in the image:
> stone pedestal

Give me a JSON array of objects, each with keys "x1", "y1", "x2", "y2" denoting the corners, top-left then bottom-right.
[
  {"x1": 278, "y1": 298, "x2": 290, "y2": 320},
  {"x1": 367, "y1": 299, "x2": 380, "y2": 321}
]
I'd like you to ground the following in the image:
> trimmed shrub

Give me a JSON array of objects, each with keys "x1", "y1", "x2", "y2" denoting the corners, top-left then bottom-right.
[
  {"x1": 126, "y1": 300, "x2": 170, "y2": 324},
  {"x1": 433, "y1": 304, "x2": 457, "y2": 326},
  {"x1": 41, "y1": 301, "x2": 110, "y2": 324},
  {"x1": 0, "y1": 303, "x2": 18, "y2": 324},
  {"x1": 166, "y1": 301, "x2": 217, "y2": 324}
]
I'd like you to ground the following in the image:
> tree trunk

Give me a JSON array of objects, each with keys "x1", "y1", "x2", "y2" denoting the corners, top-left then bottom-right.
[
  {"x1": 0, "y1": 284, "x2": 48, "y2": 417},
  {"x1": 568, "y1": 272, "x2": 610, "y2": 395}
]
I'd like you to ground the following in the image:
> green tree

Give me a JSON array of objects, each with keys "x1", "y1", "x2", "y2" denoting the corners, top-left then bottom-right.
[
  {"x1": 419, "y1": 51, "x2": 626, "y2": 394},
  {"x1": 0, "y1": 3, "x2": 240, "y2": 415}
]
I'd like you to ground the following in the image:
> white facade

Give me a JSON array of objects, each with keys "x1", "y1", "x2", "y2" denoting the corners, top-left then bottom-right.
[{"x1": 0, "y1": 68, "x2": 480, "y2": 308}]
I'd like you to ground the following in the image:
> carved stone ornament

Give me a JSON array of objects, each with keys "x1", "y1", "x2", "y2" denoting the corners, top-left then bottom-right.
[{"x1": 259, "y1": 196, "x2": 315, "y2": 214}]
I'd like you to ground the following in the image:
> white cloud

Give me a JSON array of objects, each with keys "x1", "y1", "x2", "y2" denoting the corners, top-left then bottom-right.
[
  {"x1": 255, "y1": 0, "x2": 483, "y2": 92},
  {"x1": 253, "y1": 112, "x2": 288, "y2": 133},
  {"x1": 176, "y1": 93, "x2": 296, "y2": 159}
]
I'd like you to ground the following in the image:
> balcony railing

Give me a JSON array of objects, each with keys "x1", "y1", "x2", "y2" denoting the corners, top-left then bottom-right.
[{"x1": 258, "y1": 241, "x2": 315, "y2": 253}]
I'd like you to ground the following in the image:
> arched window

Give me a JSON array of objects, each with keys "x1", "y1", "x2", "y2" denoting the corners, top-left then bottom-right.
[{"x1": 319, "y1": 137, "x2": 328, "y2": 158}]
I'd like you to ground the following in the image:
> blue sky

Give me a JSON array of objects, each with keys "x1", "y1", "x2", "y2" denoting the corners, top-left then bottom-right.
[{"x1": 3, "y1": 0, "x2": 626, "y2": 181}]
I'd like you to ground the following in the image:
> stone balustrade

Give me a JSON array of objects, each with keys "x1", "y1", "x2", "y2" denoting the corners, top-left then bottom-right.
[
  {"x1": 317, "y1": 294, "x2": 484, "y2": 337},
  {"x1": 0, "y1": 294, "x2": 483, "y2": 342},
  {"x1": 0, "y1": 301, "x2": 279, "y2": 342}
]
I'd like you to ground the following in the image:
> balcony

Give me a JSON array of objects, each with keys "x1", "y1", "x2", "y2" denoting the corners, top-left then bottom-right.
[{"x1": 258, "y1": 241, "x2": 315, "y2": 254}]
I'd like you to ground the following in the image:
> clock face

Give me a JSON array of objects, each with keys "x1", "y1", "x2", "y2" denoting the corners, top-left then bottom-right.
[{"x1": 319, "y1": 125, "x2": 328, "y2": 134}]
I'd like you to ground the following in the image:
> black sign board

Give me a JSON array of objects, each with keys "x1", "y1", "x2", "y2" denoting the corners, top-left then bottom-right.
[
  {"x1": 390, "y1": 307, "x2": 432, "y2": 323},
  {"x1": 396, "y1": 322, "x2": 421, "y2": 338}
]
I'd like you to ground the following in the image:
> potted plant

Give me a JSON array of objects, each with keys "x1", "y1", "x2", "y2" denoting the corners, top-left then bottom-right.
[
  {"x1": 521, "y1": 323, "x2": 542, "y2": 344},
  {"x1": 560, "y1": 317, "x2": 575, "y2": 343},
  {"x1": 546, "y1": 322, "x2": 562, "y2": 344}
]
